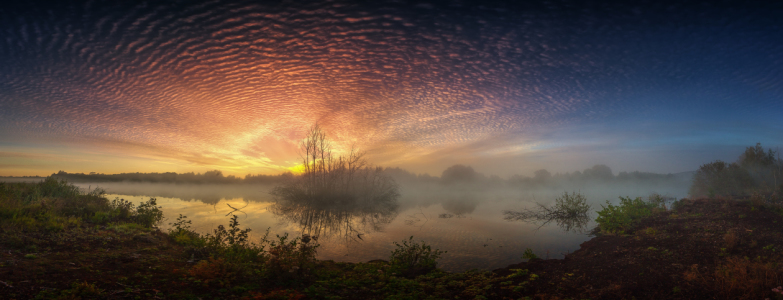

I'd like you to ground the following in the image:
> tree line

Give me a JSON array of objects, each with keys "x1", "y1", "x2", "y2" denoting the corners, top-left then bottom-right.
[{"x1": 689, "y1": 143, "x2": 783, "y2": 198}]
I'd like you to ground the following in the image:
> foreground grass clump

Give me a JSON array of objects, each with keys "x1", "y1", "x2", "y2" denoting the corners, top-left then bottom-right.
[{"x1": 389, "y1": 236, "x2": 445, "y2": 277}]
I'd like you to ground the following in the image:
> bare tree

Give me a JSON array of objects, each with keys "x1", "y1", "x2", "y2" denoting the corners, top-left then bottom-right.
[{"x1": 270, "y1": 124, "x2": 400, "y2": 240}]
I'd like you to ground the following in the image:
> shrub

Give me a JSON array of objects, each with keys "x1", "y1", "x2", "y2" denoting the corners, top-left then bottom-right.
[
  {"x1": 522, "y1": 248, "x2": 538, "y2": 261},
  {"x1": 134, "y1": 197, "x2": 163, "y2": 227},
  {"x1": 389, "y1": 236, "x2": 445, "y2": 276},
  {"x1": 108, "y1": 197, "x2": 135, "y2": 221},
  {"x1": 196, "y1": 215, "x2": 270, "y2": 264},
  {"x1": 595, "y1": 196, "x2": 661, "y2": 234},
  {"x1": 265, "y1": 233, "x2": 318, "y2": 280}
]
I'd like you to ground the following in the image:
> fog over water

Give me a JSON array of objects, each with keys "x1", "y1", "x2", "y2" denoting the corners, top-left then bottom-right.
[{"x1": 48, "y1": 176, "x2": 689, "y2": 272}]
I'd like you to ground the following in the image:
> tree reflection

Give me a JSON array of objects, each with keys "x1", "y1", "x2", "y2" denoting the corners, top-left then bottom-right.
[
  {"x1": 441, "y1": 194, "x2": 478, "y2": 216},
  {"x1": 268, "y1": 186, "x2": 399, "y2": 241},
  {"x1": 503, "y1": 192, "x2": 591, "y2": 233}
]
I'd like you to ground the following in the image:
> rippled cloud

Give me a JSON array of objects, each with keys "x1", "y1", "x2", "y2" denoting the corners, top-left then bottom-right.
[{"x1": 1, "y1": 1, "x2": 781, "y2": 176}]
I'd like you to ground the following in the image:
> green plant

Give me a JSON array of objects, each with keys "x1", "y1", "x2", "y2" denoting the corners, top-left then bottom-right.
[
  {"x1": 170, "y1": 214, "x2": 192, "y2": 232},
  {"x1": 522, "y1": 248, "x2": 538, "y2": 260},
  {"x1": 135, "y1": 198, "x2": 163, "y2": 227},
  {"x1": 389, "y1": 236, "x2": 445, "y2": 276},
  {"x1": 595, "y1": 196, "x2": 660, "y2": 234},
  {"x1": 266, "y1": 233, "x2": 318, "y2": 279}
]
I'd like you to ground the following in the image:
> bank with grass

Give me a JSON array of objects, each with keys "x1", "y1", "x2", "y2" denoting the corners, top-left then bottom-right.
[{"x1": 2, "y1": 178, "x2": 783, "y2": 299}]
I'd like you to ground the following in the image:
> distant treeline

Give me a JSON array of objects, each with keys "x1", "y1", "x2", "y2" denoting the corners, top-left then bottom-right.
[
  {"x1": 50, "y1": 170, "x2": 293, "y2": 184},
  {"x1": 50, "y1": 164, "x2": 688, "y2": 187},
  {"x1": 689, "y1": 143, "x2": 783, "y2": 198},
  {"x1": 382, "y1": 165, "x2": 689, "y2": 189}
]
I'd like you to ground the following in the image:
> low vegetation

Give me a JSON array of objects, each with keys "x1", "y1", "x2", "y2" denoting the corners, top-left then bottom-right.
[{"x1": 594, "y1": 193, "x2": 673, "y2": 234}]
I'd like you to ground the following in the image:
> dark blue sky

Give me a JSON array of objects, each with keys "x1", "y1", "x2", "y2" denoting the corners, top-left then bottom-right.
[{"x1": 0, "y1": 0, "x2": 781, "y2": 177}]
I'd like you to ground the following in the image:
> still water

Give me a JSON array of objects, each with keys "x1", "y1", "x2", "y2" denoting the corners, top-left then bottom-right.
[{"x1": 46, "y1": 180, "x2": 688, "y2": 272}]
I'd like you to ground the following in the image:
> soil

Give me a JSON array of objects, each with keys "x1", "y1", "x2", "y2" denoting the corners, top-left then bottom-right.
[
  {"x1": 1, "y1": 198, "x2": 782, "y2": 299},
  {"x1": 494, "y1": 198, "x2": 783, "y2": 299}
]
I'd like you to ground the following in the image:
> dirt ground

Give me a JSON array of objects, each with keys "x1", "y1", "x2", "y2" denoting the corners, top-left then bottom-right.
[{"x1": 494, "y1": 198, "x2": 783, "y2": 299}]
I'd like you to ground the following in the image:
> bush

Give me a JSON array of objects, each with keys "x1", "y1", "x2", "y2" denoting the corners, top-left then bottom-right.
[
  {"x1": 265, "y1": 233, "x2": 318, "y2": 279},
  {"x1": 195, "y1": 215, "x2": 270, "y2": 264},
  {"x1": 389, "y1": 236, "x2": 445, "y2": 277},
  {"x1": 595, "y1": 196, "x2": 663, "y2": 234},
  {"x1": 522, "y1": 248, "x2": 538, "y2": 261},
  {"x1": 135, "y1": 197, "x2": 163, "y2": 227}
]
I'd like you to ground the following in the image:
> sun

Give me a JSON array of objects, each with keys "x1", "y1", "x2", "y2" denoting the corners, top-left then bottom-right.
[{"x1": 287, "y1": 163, "x2": 307, "y2": 175}]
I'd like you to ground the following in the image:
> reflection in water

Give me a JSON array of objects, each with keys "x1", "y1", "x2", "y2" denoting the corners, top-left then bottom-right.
[
  {"x1": 268, "y1": 194, "x2": 398, "y2": 241},
  {"x1": 504, "y1": 210, "x2": 591, "y2": 234},
  {"x1": 503, "y1": 192, "x2": 592, "y2": 233},
  {"x1": 441, "y1": 194, "x2": 478, "y2": 216},
  {"x1": 268, "y1": 172, "x2": 400, "y2": 241}
]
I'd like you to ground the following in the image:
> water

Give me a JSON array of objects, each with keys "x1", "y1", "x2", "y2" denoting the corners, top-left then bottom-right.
[{"x1": 45, "y1": 180, "x2": 687, "y2": 272}]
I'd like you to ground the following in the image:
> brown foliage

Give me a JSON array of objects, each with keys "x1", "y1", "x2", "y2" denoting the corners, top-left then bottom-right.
[
  {"x1": 723, "y1": 231, "x2": 739, "y2": 250},
  {"x1": 187, "y1": 257, "x2": 238, "y2": 286},
  {"x1": 686, "y1": 257, "x2": 783, "y2": 300}
]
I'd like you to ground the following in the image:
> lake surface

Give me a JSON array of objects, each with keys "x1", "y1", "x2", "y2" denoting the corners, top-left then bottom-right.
[{"x1": 2, "y1": 178, "x2": 689, "y2": 271}]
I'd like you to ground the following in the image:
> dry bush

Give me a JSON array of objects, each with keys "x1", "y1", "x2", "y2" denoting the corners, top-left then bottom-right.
[
  {"x1": 683, "y1": 264, "x2": 704, "y2": 282},
  {"x1": 187, "y1": 257, "x2": 239, "y2": 286},
  {"x1": 723, "y1": 231, "x2": 739, "y2": 250},
  {"x1": 749, "y1": 192, "x2": 766, "y2": 207},
  {"x1": 711, "y1": 257, "x2": 782, "y2": 299}
]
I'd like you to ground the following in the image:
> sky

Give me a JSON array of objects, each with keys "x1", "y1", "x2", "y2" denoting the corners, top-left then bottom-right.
[{"x1": 1, "y1": 0, "x2": 782, "y2": 178}]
